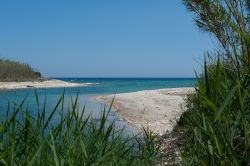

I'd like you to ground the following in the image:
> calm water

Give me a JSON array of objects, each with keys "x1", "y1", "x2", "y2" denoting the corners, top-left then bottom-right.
[{"x1": 0, "y1": 78, "x2": 196, "y2": 134}]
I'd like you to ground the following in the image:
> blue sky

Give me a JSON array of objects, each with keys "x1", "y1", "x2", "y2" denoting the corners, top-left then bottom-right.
[{"x1": 0, "y1": 0, "x2": 214, "y2": 77}]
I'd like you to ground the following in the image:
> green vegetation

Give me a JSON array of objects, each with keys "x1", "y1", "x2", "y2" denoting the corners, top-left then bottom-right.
[
  {"x1": 0, "y1": 93, "x2": 159, "y2": 165},
  {"x1": 0, "y1": 59, "x2": 42, "y2": 81},
  {"x1": 177, "y1": 0, "x2": 250, "y2": 165},
  {"x1": 2, "y1": 0, "x2": 250, "y2": 165}
]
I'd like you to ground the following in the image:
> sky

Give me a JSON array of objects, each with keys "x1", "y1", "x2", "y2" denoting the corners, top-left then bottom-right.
[{"x1": 0, "y1": 0, "x2": 214, "y2": 78}]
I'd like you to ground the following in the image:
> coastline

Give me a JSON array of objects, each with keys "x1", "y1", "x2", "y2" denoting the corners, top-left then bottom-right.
[
  {"x1": 93, "y1": 87, "x2": 195, "y2": 135},
  {"x1": 0, "y1": 79, "x2": 92, "y2": 90}
]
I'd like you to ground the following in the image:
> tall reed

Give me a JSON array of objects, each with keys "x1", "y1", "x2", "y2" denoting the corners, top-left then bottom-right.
[
  {"x1": 179, "y1": 57, "x2": 250, "y2": 165},
  {"x1": 179, "y1": 0, "x2": 250, "y2": 165},
  {"x1": 0, "y1": 92, "x2": 159, "y2": 165}
]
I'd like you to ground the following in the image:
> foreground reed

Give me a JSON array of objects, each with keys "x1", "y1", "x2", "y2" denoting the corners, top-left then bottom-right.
[
  {"x1": 179, "y1": 0, "x2": 250, "y2": 165},
  {"x1": 178, "y1": 58, "x2": 250, "y2": 165},
  {"x1": 0, "y1": 92, "x2": 159, "y2": 165}
]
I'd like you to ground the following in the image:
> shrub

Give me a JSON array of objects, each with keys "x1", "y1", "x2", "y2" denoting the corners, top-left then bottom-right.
[{"x1": 180, "y1": 0, "x2": 250, "y2": 165}]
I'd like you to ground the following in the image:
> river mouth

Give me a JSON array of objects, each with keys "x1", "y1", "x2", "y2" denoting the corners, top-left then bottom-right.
[{"x1": 0, "y1": 78, "x2": 196, "y2": 136}]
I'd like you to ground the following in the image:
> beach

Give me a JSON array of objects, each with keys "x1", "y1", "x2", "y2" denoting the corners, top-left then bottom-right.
[
  {"x1": 94, "y1": 87, "x2": 195, "y2": 135},
  {"x1": 0, "y1": 79, "x2": 92, "y2": 90}
]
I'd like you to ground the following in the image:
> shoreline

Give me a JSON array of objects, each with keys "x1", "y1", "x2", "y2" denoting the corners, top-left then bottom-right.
[
  {"x1": 93, "y1": 87, "x2": 195, "y2": 135},
  {"x1": 0, "y1": 79, "x2": 92, "y2": 90}
]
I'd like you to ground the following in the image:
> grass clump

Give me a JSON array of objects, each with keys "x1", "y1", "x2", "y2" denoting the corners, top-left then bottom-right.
[
  {"x1": 0, "y1": 59, "x2": 42, "y2": 82},
  {"x1": 0, "y1": 92, "x2": 159, "y2": 165},
  {"x1": 179, "y1": 57, "x2": 250, "y2": 165},
  {"x1": 178, "y1": 0, "x2": 250, "y2": 165}
]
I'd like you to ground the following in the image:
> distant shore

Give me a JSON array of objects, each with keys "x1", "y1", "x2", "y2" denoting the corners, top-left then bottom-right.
[
  {"x1": 0, "y1": 79, "x2": 92, "y2": 90},
  {"x1": 93, "y1": 87, "x2": 195, "y2": 135}
]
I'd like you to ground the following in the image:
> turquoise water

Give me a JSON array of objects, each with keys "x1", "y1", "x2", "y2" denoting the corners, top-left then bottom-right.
[
  {"x1": 59, "y1": 78, "x2": 196, "y2": 94},
  {"x1": 0, "y1": 78, "x2": 195, "y2": 134}
]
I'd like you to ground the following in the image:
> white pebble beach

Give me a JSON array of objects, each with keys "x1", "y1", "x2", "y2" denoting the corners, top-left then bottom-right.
[
  {"x1": 0, "y1": 79, "x2": 92, "y2": 90},
  {"x1": 94, "y1": 87, "x2": 195, "y2": 135}
]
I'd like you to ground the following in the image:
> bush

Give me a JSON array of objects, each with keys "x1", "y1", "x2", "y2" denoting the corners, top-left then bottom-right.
[{"x1": 180, "y1": 0, "x2": 250, "y2": 165}]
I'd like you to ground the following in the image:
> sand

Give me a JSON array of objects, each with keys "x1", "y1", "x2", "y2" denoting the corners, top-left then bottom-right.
[
  {"x1": 94, "y1": 87, "x2": 195, "y2": 135},
  {"x1": 0, "y1": 79, "x2": 92, "y2": 90}
]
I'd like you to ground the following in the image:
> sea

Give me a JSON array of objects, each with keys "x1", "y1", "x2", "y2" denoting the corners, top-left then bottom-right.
[{"x1": 0, "y1": 78, "x2": 196, "y2": 135}]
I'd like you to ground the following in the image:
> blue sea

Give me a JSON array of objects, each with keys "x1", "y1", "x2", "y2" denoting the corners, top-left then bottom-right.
[{"x1": 0, "y1": 78, "x2": 195, "y2": 134}]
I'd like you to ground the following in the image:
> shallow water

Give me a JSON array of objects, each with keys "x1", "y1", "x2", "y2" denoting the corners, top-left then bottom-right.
[{"x1": 0, "y1": 78, "x2": 196, "y2": 135}]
